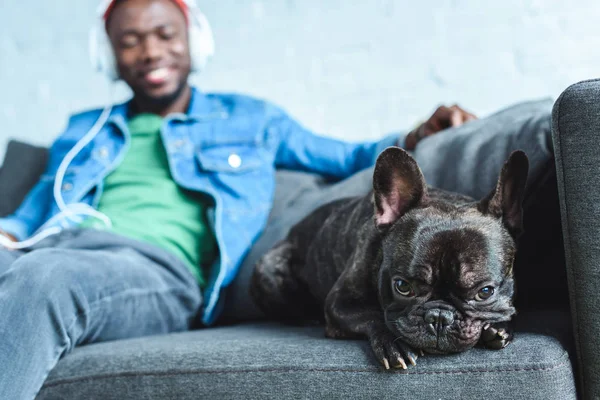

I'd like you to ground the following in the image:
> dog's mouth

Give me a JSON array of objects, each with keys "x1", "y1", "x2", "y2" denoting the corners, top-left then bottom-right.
[
  {"x1": 387, "y1": 318, "x2": 484, "y2": 354},
  {"x1": 420, "y1": 334, "x2": 478, "y2": 354}
]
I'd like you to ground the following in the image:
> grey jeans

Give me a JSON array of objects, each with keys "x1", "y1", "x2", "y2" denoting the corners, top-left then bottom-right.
[
  {"x1": 413, "y1": 98, "x2": 555, "y2": 200},
  {"x1": 0, "y1": 229, "x2": 202, "y2": 400}
]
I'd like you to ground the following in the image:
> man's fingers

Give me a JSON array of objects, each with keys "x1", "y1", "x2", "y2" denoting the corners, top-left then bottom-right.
[
  {"x1": 425, "y1": 104, "x2": 477, "y2": 137},
  {"x1": 463, "y1": 108, "x2": 478, "y2": 121},
  {"x1": 465, "y1": 114, "x2": 477, "y2": 122},
  {"x1": 450, "y1": 104, "x2": 478, "y2": 122},
  {"x1": 450, "y1": 109, "x2": 463, "y2": 127},
  {"x1": 428, "y1": 106, "x2": 451, "y2": 132}
]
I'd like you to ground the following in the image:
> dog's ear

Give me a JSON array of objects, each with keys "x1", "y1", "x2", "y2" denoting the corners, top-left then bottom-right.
[
  {"x1": 373, "y1": 147, "x2": 428, "y2": 230},
  {"x1": 477, "y1": 150, "x2": 529, "y2": 238}
]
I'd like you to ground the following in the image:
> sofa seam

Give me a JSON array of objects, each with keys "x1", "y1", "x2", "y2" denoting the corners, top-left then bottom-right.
[
  {"x1": 550, "y1": 81, "x2": 585, "y2": 396},
  {"x1": 41, "y1": 357, "x2": 572, "y2": 389}
]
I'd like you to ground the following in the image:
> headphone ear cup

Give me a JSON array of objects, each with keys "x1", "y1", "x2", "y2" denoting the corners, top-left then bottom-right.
[
  {"x1": 103, "y1": 42, "x2": 119, "y2": 81},
  {"x1": 89, "y1": 23, "x2": 102, "y2": 73},
  {"x1": 99, "y1": 29, "x2": 119, "y2": 81},
  {"x1": 186, "y1": 7, "x2": 215, "y2": 73},
  {"x1": 89, "y1": 20, "x2": 119, "y2": 81},
  {"x1": 188, "y1": 25, "x2": 206, "y2": 72}
]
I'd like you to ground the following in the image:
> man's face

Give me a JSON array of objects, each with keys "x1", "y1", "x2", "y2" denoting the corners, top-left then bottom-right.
[{"x1": 106, "y1": 0, "x2": 191, "y2": 106}]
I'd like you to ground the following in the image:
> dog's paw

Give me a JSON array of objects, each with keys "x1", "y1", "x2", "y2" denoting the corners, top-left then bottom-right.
[
  {"x1": 369, "y1": 329, "x2": 422, "y2": 370},
  {"x1": 479, "y1": 322, "x2": 513, "y2": 350}
]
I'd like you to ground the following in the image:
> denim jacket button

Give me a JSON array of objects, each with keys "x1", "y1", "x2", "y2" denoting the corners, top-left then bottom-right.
[
  {"x1": 62, "y1": 182, "x2": 73, "y2": 191},
  {"x1": 228, "y1": 153, "x2": 242, "y2": 168}
]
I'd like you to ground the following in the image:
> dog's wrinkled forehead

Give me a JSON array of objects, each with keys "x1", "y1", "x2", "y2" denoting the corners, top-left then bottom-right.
[{"x1": 387, "y1": 208, "x2": 514, "y2": 290}]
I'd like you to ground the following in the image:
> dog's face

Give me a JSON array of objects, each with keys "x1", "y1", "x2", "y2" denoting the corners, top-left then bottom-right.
[
  {"x1": 371, "y1": 147, "x2": 529, "y2": 354},
  {"x1": 378, "y1": 205, "x2": 518, "y2": 354}
]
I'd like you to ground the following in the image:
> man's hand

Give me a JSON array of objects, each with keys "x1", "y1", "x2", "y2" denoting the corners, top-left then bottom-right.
[
  {"x1": 404, "y1": 104, "x2": 477, "y2": 150},
  {"x1": 0, "y1": 229, "x2": 17, "y2": 247}
]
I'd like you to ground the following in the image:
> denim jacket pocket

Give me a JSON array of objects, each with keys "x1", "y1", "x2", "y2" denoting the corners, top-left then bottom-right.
[
  {"x1": 195, "y1": 144, "x2": 268, "y2": 174},
  {"x1": 194, "y1": 144, "x2": 274, "y2": 220}
]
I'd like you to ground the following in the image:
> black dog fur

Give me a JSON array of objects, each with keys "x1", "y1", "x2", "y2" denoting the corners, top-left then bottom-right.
[{"x1": 250, "y1": 146, "x2": 529, "y2": 370}]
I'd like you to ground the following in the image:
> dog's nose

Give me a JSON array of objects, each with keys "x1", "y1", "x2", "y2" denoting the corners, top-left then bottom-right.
[{"x1": 424, "y1": 309, "x2": 454, "y2": 334}]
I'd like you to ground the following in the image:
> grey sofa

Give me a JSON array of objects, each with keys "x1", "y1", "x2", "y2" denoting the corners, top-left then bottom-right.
[{"x1": 1, "y1": 79, "x2": 597, "y2": 399}]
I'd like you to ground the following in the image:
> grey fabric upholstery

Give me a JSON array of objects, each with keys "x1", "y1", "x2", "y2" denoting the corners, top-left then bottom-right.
[
  {"x1": 551, "y1": 78, "x2": 600, "y2": 400},
  {"x1": 0, "y1": 116, "x2": 584, "y2": 399},
  {"x1": 37, "y1": 311, "x2": 575, "y2": 400}
]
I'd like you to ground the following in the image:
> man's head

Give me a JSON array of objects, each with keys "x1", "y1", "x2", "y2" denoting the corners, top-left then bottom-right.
[{"x1": 104, "y1": 0, "x2": 192, "y2": 110}]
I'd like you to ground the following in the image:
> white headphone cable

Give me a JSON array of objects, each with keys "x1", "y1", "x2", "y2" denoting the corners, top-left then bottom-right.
[
  {"x1": 0, "y1": 88, "x2": 115, "y2": 250},
  {"x1": 52, "y1": 100, "x2": 114, "y2": 227}
]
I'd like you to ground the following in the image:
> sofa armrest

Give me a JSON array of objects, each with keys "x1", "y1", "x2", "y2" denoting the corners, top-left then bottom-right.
[
  {"x1": 552, "y1": 78, "x2": 600, "y2": 400},
  {"x1": 0, "y1": 140, "x2": 49, "y2": 217}
]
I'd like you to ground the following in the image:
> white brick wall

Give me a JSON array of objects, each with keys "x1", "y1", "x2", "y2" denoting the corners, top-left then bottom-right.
[{"x1": 1, "y1": 0, "x2": 599, "y2": 161}]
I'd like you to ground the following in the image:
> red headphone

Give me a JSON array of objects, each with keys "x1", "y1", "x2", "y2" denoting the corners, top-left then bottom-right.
[{"x1": 103, "y1": 0, "x2": 189, "y2": 26}]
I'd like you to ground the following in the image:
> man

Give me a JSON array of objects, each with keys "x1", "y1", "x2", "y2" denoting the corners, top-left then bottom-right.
[{"x1": 0, "y1": 0, "x2": 559, "y2": 398}]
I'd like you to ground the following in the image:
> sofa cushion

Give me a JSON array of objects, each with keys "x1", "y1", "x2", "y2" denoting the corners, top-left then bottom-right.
[
  {"x1": 0, "y1": 140, "x2": 48, "y2": 217},
  {"x1": 37, "y1": 310, "x2": 576, "y2": 399}
]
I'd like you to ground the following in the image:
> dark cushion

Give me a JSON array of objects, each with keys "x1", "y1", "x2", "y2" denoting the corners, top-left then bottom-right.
[
  {"x1": 37, "y1": 310, "x2": 576, "y2": 400},
  {"x1": 551, "y1": 77, "x2": 600, "y2": 400},
  {"x1": 0, "y1": 140, "x2": 48, "y2": 217}
]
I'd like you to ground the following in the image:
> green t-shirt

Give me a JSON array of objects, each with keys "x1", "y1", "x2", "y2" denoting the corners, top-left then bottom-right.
[{"x1": 81, "y1": 113, "x2": 217, "y2": 287}]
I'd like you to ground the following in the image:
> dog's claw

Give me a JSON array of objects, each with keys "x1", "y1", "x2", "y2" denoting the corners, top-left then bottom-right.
[
  {"x1": 370, "y1": 330, "x2": 419, "y2": 371},
  {"x1": 419, "y1": 349, "x2": 425, "y2": 357},
  {"x1": 394, "y1": 358, "x2": 407, "y2": 370},
  {"x1": 383, "y1": 358, "x2": 390, "y2": 369},
  {"x1": 382, "y1": 357, "x2": 390, "y2": 370},
  {"x1": 479, "y1": 323, "x2": 513, "y2": 350},
  {"x1": 400, "y1": 360, "x2": 408, "y2": 370},
  {"x1": 407, "y1": 354, "x2": 417, "y2": 366}
]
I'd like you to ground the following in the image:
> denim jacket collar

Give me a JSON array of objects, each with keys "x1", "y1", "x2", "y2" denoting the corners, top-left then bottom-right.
[{"x1": 105, "y1": 87, "x2": 227, "y2": 129}]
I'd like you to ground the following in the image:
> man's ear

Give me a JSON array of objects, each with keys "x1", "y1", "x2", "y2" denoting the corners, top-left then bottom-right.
[
  {"x1": 477, "y1": 150, "x2": 529, "y2": 238},
  {"x1": 373, "y1": 147, "x2": 428, "y2": 231}
]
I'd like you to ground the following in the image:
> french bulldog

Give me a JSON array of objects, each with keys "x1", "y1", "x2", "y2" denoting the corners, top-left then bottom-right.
[{"x1": 250, "y1": 146, "x2": 529, "y2": 370}]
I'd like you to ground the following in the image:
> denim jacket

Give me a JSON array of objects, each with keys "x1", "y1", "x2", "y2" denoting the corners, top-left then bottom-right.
[{"x1": 0, "y1": 87, "x2": 404, "y2": 325}]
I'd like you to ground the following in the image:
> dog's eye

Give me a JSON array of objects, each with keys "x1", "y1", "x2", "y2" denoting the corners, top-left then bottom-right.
[
  {"x1": 475, "y1": 286, "x2": 495, "y2": 301},
  {"x1": 393, "y1": 279, "x2": 414, "y2": 296}
]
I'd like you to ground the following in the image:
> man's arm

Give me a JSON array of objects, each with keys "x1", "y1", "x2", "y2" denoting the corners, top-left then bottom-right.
[
  {"x1": 268, "y1": 104, "x2": 477, "y2": 180},
  {"x1": 268, "y1": 106, "x2": 406, "y2": 180}
]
